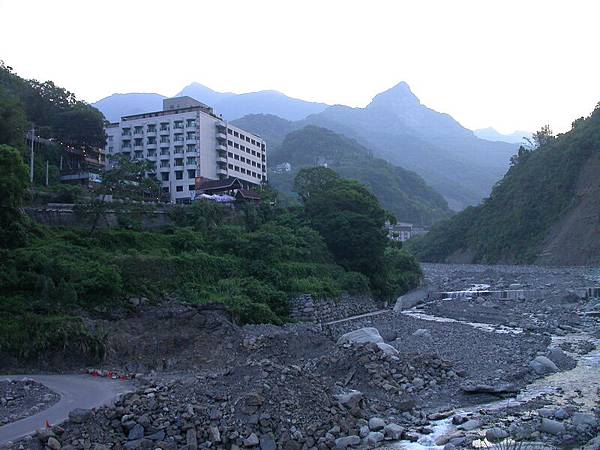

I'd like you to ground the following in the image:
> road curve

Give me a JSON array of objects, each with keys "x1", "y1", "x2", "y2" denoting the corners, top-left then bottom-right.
[{"x1": 0, "y1": 374, "x2": 133, "y2": 445}]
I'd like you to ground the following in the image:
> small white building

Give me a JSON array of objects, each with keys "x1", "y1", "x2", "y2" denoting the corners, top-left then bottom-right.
[
  {"x1": 105, "y1": 96, "x2": 267, "y2": 203},
  {"x1": 388, "y1": 222, "x2": 413, "y2": 242}
]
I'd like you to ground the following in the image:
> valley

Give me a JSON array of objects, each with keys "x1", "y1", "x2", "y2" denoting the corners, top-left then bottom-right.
[{"x1": 2, "y1": 264, "x2": 599, "y2": 449}]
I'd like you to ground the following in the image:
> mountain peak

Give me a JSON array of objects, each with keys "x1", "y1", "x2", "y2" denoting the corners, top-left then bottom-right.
[{"x1": 367, "y1": 81, "x2": 421, "y2": 111}]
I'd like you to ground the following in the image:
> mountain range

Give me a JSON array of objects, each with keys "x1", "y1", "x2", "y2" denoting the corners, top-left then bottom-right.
[
  {"x1": 93, "y1": 83, "x2": 328, "y2": 123},
  {"x1": 266, "y1": 125, "x2": 453, "y2": 225},
  {"x1": 474, "y1": 127, "x2": 532, "y2": 144},
  {"x1": 93, "y1": 81, "x2": 518, "y2": 210},
  {"x1": 408, "y1": 104, "x2": 600, "y2": 265}
]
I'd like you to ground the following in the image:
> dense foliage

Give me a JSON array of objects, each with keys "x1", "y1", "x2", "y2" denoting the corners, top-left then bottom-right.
[
  {"x1": 268, "y1": 126, "x2": 452, "y2": 225},
  {"x1": 296, "y1": 167, "x2": 421, "y2": 298},
  {"x1": 0, "y1": 166, "x2": 422, "y2": 362},
  {"x1": 0, "y1": 61, "x2": 105, "y2": 149},
  {"x1": 408, "y1": 104, "x2": 600, "y2": 263}
]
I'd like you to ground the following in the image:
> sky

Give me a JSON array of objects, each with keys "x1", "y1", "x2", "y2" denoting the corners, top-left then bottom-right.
[{"x1": 1, "y1": 0, "x2": 599, "y2": 134}]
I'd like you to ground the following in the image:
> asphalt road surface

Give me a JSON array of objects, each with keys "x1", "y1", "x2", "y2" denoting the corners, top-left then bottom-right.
[{"x1": 0, "y1": 374, "x2": 133, "y2": 445}]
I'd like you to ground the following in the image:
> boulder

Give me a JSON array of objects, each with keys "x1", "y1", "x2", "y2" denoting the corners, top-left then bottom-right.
[
  {"x1": 540, "y1": 418, "x2": 565, "y2": 435},
  {"x1": 68, "y1": 408, "x2": 91, "y2": 424},
  {"x1": 376, "y1": 342, "x2": 399, "y2": 356},
  {"x1": 366, "y1": 431, "x2": 384, "y2": 445},
  {"x1": 546, "y1": 347, "x2": 575, "y2": 370},
  {"x1": 383, "y1": 423, "x2": 404, "y2": 440},
  {"x1": 334, "y1": 390, "x2": 363, "y2": 409},
  {"x1": 186, "y1": 428, "x2": 198, "y2": 450},
  {"x1": 393, "y1": 287, "x2": 430, "y2": 312},
  {"x1": 529, "y1": 356, "x2": 559, "y2": 375},
  {"x1": 485, "y1": 428, "x2": 508, "y2": 442},
  {"x1": 47, "y1": 437, "x2": 61, "y2": 450},
  {"x1": 460, "y1": 419, "x2": 481, "y2": 431},
  {"x1": 368, "y1": 417, "x2": 385, "y2": 431},
  {"x1": 334, "y1": 435, "x2": 360, "y2": 448},
  {"x1": 337, "y1": 328, "x2": 383, "y2": 345},
  {"x1": 128, "y1": 424, "x2": 144, "y2": 441},
  {"x1": 572, "y1": 412, "x2": 597, "y2": 427},
  {"x1": 259, "y1": 435, "x2": 276, "y2": 450},
  {"x1": 244, "y1": 433, "x2": 260, "y2": 447},
  {"x1": 412, "y1": 329, "x2": 432, "y2": 339}
]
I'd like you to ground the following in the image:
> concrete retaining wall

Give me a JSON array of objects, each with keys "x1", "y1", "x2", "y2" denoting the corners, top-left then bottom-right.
[{"x1": 289, "y1": 294, "x2": 383, "y2": 324}]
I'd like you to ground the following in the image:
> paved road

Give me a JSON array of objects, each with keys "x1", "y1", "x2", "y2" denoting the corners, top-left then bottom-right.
[{"x1": 0, "y1": 374, "x2": 133, "y2": 445}]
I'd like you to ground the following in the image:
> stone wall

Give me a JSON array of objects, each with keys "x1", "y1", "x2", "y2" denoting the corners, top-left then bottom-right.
[{"x1": 289, "y1": 294, "x2": 384, "y2": 324}]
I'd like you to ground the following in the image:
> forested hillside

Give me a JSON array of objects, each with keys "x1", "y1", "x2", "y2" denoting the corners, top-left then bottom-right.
[
  {"x1": 268, "y1": 126, "x2": 452, "y2": 225},
  {"x1": 408, "y1": 103, "x2": 600, "y2": 265}
]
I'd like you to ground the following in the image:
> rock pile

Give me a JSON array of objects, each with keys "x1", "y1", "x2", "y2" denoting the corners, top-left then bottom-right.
[
  {"x1": 0, "y1": 379, "x2": 59, "y2": 426},
  {"x1": 19, "y1": 358, "x2": 416, "y2": 450}
]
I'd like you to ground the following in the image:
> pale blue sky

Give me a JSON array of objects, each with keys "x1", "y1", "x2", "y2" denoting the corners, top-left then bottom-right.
[{"x1": 1, "y1": 0, "x2": 598, "y2": 133}]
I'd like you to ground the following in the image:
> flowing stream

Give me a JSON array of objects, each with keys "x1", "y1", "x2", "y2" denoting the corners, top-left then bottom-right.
[{"x1": 382, "y1": 308, "x2": 600, "y2": 449}]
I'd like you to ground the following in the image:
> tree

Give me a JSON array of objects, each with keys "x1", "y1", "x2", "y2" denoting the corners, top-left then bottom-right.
[
  {"x1": 0, "y1": 145, "x2": 30, "y2": 247},
  {"x1": 293, "y1": 166, "x2": 340, "y2": 201},
  {"x1": 295, "y1": 167, "x2": 390, "y2": 292},
  {"x1": 0, "y1": 87, "x2": 27, "y2": 148},
  {"x1": 84, "y1": 154, "x2": 160, "y2": 232},
  {"x1": 532, "y1": 124, "x2": 553, "y2": 148}
]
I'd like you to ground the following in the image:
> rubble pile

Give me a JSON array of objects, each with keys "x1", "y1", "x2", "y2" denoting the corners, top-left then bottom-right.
[
  {"x1": 0, "y1": 379, "x2": 59, "y2": 426},
  {"x1": 315, "y1": 342, "x2": 458, "y2": 399}
]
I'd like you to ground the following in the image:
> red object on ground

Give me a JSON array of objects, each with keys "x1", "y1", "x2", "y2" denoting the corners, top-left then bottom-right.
[{"x1": 45, "y1": 419, "x2": 51, "y2": 428}]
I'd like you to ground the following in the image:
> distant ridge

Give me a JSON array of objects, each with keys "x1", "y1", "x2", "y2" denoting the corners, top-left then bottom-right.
[
  {"x1": 474, "y1": 127, "x2": 532, "y2": 144},
  {"x1": 93, "y1": 83, "x2": 328, "y2": 122}
]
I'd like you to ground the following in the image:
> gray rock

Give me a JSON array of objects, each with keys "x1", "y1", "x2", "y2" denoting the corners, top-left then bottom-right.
[
  {"x1": 208, "y1": 426, "x2": 221, "y2": 443},
  {"x1": 47, "y1": 437, "x2": 61, "y2": 450},
  {"x1": 68, "y1": 408, "x2": 91, "y2": 424},
  {"x1": 376, "y1": 342, "x2": 399, "y2": 356},
  {"x1": 187, "y1": 428, "x2": 198, "y2": 450},
  {"x1": 366, "y1": 431, "x2": 384, "y2": 445},
  {"x1": 412, "y1": 328, "x2": 432, "y2": 339},
  {"x1": 334, "y1": 390, "x2": 363, "y2": 409},
  {"x1": 572, "y1": 412, "x2": 597, "y2": 427},
  {"x1": 259, "y1": 435, "x2": 276, "y2": 450},
  {"x1": 393, "y1": 287, "x2": 430, "y2": 311},
  {"x1": 485, "y1": 427, "x2": 508, "y2": 442},
  {"x1": 128, "y1": 424, "x2": 144, "y2": 441},
  {"x1": 368, "y1": 417, "x2": 385, "y2": 431},
  {"x1": 244, "y1": 433, "x2": 259, "y2": 447},
  {"x1": 383, "y1": 423, "x2": 404, "y2": 439},
  {"x1": 146, "y1": 430, "x2": 165, "y2": 441},
  {"x1": 334, "y1": 435, "x2": 360, "y2": 448},
  {"x1": 546, "y1": 347, "x2": 575, "y2": 370},
  {"x1": 123, "y1": 440, "x2": 142, "y2": 450},
  {"x1": 539, "y1": 418, "x2": 565, "y2": 435},
  {"x1": 554, "y1": 408, "x2": 571, "y2": 420},
  {"x1": 529, "y1": 356, "x2": 559, "y2": 375},
  {"x1": 460, "y1": 419, "x2": 482, "y2": 431},
  {"x1": 337, "y1": 328, "x2": 383, "y2": 345}
]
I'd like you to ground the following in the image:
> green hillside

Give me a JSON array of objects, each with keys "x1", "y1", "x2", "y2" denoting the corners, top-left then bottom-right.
[
  {"x1": 268, "y1": 126, "x2": 452, "y2": 225},
  {"x1": 408, "y1": 103, "x2": 600, "y2": 264}
]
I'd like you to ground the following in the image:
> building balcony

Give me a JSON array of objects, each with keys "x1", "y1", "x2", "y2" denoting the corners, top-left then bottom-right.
[
  {"x1": 134, "y1": 144, "x2": 143, "y2": 150},
  {"x1": 217, "y1": 166, "x2": 228, "y2": 175},
  {"x1": 147, "y1": 142, "x2": 157, "y2": 147},
  {"x1": 216, "y1": 142, "x2": 227, "y2": 151},
  {"x1": 217, "y1": 154, "x2": 227, "y2": 163},
  {"x1": 159, "y1": 128, "x2": 170, "y2": 134},
  {"x1": 185, "y1": 138, "x2": 197, "y2": 144},
  {"x1": 216, "y1": 130, "x2": 227, "y2": 140},
  {"x1": 146, "y1": 130, "x2": 156, "y2": 135}
]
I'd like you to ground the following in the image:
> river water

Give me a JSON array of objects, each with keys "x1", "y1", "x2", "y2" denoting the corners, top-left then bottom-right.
[{"x1": 383, "y1": 307, "x2": 600, "y2": 449}]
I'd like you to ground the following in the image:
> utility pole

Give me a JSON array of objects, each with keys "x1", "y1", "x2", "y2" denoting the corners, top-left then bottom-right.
[
  {"x1": 29, "y1": 125, "x2": 35, "y2": 183},
  {"x1": 45, "y1": 160, "x2": 49, "y2": 186}
]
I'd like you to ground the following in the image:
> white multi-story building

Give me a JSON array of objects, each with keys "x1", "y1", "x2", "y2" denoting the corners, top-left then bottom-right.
[{"x1": 104, "y1": 96, "x2": 267, "y2": 203}]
